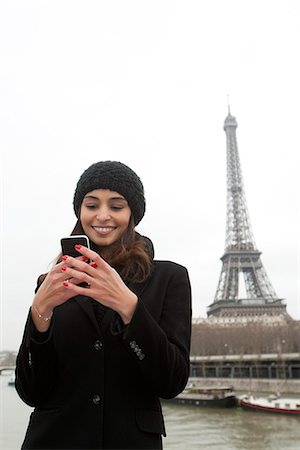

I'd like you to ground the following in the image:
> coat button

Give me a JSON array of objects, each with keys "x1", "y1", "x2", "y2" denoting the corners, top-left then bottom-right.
[
  {"x1": 94, "y1": 340, "x2": 103, "y2": 351},
  {"x1": 92, "y1": 394, "x2": 101, "y2": 405}
]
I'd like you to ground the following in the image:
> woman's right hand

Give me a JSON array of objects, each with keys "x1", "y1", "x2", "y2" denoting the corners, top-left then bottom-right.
[{"x1": 31, "y1": 259, "x2": 85, "y2": 332}]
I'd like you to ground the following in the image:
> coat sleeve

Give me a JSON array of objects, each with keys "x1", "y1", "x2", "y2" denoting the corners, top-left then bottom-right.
[
  {"x1": 15, "y1": 282, "x2": 57, "y2": 407},
  {"x1": 122, "y1": 262, "x2": 192, "y2": 399}
]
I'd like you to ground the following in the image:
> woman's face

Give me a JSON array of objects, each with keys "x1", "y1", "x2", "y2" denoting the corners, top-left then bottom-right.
[{"x1": 80, "y1": 189, "x2": 131, "y2": 247}]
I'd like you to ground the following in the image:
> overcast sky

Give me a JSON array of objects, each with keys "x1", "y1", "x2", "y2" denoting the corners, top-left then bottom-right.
[{"x1": 1, "y1": 0, "x2": 299, "y2": 350}]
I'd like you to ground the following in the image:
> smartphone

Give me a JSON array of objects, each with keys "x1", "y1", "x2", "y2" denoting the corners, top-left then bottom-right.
[{"x1": 60, "y1": 235, "x2": 90, "y2": 258}]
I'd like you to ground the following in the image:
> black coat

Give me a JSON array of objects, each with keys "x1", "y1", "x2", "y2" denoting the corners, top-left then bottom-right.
[{"x1": 16, "y1": 260, "x2": 192, "y2": 450}]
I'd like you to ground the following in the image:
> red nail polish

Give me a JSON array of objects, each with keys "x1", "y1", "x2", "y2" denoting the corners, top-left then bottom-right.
[
  {"x1": 82, "y1": 256, "x2": 89, "y2": 262},
  {"x1": 91, "y1": 262, "x2": 97, "y2": 268},
  {"x1": 62, "y1": 255, "x2": 68, "y2": 261},
  {"x1": 63, "y1": 281, "x2": 69, "y2": 287},
  {"x1": 61, "y1": 266, "x2": 67, "y2": 272},
  {"x1": 75, "y1": 244, "x2": 81, "y2": 250}
]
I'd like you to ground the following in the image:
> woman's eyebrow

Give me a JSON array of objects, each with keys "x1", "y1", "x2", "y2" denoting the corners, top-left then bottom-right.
[
  {"x1": 110, "y1": 197, "x2": 126, "y2": 201},
  {"x1": 83, "y1": 195, "x2": 126, "y2": 201},
  {"x1": 83, "y1": 195, "x2": 99, "y2": 200}
]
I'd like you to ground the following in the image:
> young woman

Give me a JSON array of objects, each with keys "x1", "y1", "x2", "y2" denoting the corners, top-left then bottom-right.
[{"x1": 15, "y1": 161, "x2": 192, "y2": 450}]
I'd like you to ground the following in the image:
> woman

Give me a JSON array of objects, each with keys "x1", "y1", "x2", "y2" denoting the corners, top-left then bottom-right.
[{"x1": 15, "y1": 161, "x2": 192, "y2": 450}]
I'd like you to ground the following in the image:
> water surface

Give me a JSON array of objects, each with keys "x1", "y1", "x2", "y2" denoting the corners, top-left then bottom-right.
[{"x1": 1, "y1": 376, "x2": 300, "y2": 449}]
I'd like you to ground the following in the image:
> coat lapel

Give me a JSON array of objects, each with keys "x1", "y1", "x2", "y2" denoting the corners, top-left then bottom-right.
[
  {"x1": 74, "y1": 295, "x2": 115, "y2": 336},
  {"x1": 74, "y1": 296, "x2": 99, "y2": 332}
]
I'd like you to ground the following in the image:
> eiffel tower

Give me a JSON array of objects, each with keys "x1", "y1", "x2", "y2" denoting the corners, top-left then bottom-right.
[{"x1": 207, "y1": 109, "x2": 287, "y2": 318}]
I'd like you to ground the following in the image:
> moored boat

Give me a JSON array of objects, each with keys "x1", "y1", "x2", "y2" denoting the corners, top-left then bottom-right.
[
  {"x1": 169, "y1": 384, "x2": 238, "y2": 408},
  {"x1": 8, "y1": 375, "x2": 15, "y2": 386},
  {"x1": 239, "y1": 394, "x2": 300, "y2": 415}
]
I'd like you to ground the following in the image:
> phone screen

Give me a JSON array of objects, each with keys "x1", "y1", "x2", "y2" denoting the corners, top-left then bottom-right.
[{"x1": 60, "y1": 235, "x2": 90, "y2": 258}]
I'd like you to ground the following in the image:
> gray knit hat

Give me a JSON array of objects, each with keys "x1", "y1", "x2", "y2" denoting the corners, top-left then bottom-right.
[{"x1": 73, "y1": 161, "x2": 145, "y2": 225}]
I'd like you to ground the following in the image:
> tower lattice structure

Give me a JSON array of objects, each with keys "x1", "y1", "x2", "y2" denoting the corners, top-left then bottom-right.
[{"x1": 207, "y1": 109, "x2": 287, "y2": 318}]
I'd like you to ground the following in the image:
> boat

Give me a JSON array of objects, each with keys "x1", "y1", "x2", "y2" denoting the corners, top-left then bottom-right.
[
  {"x1": 8, "y1": 375, "x2": 15, "y2": 386},
  {"x1": 239, "y1": 394, "x2": 300, "y2": 415},
  {"x1": 168, "y1": 384, "x2": 238, "y2": 408}
]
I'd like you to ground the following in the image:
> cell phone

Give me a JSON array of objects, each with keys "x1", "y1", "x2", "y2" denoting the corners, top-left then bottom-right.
[{"x1": 60, "y1": 235, "x2": 91, "y2": 259}]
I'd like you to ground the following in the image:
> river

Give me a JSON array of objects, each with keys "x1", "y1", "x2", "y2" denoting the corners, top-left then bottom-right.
[{"x1": 1, "y1": 375, "x2": 300, "y2": 449}]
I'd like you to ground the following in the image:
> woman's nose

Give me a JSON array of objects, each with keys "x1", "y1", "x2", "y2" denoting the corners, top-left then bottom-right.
[{"x1": 96, "y1": 208, "x2": 111, "y2": 221}]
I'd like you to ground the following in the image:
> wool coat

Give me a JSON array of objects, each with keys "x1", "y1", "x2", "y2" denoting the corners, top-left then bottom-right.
[{"x1": 15, "y1": 260, "x2": 192, "y2": 450}]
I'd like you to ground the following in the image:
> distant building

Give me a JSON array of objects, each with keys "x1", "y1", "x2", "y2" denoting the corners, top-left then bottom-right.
[{"x1": 189, "y1": 319, "x2": 300, "y2": 383}]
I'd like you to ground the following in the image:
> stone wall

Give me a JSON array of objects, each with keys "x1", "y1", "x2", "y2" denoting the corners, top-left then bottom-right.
[{"x1": 189, "y1": 376, "x2": 300, "y2": 395}]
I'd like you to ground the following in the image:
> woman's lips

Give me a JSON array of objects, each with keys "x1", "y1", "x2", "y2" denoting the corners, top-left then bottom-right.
[{"x1": 92, "y1": 226, "x2": 116, "y2": 235}]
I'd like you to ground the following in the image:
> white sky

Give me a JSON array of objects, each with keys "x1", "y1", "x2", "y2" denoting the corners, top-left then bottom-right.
[{"x1": 1, "y1": 0, "x2": 299, "y2": 350}]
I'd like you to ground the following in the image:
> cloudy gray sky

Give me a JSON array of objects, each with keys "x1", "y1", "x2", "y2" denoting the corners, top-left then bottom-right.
[{"x1": 1, "y1": 0, "x2": 299, "y2": 350}]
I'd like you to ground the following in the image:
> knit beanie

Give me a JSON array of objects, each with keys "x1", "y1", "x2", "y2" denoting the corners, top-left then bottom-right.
[{"x1": 73, "y1": 161, "x2": 145, "y2": 225}]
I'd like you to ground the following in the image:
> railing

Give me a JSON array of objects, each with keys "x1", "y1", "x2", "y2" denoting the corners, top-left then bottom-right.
[{"x1": 0, "y1": 366, "x2": 16, "y2": 374}]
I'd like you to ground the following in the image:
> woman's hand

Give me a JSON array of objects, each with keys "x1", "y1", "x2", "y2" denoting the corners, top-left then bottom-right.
[
  {"x1": 60, "y1": 245, "x2": 138, "y2": 324},
  {"x1": 31, "y1": 256, "x2": 91, "y2": 332}
]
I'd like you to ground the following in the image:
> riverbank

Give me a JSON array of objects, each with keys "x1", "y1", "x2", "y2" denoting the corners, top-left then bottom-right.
[{"x1": 189, "y1": 377, "x2": 300, "y2": 395}]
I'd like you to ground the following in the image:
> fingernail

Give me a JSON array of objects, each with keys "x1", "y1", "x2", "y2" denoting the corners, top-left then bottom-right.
[
  {"x1": 62, "y1": 255, "x2": 68, "y2": 261},
  {"x1": 91, "y1": 262, "x2": 97, "y2": 268},
  {"x1": 81, "y1": 256, "x2": 89, "y2": 262},
  {"x1": 61, "y1": 266, "x2": 67, "y2": 272},
  {"x1": 63, "y1": 281, "x2": 69, "y2": 287},
  {"x1": 75, "y1": 244, "x2": 81, "y2": 250}
]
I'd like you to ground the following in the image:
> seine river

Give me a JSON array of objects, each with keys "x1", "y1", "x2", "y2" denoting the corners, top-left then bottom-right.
[{"x1": 1, "y1": 375, "x2": 300, "y2": 450}]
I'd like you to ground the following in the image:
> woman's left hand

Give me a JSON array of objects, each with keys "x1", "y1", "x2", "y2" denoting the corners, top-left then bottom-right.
[{"x1": 61, "y1": 245, "x2": 138, "y2": 324}]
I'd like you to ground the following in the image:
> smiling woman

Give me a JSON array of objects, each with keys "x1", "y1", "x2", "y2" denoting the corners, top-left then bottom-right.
[
  {"x1": 15, "y1": 160, "x2": 192, "y2": 450},
  {"x1": 80, "y1": 190, "x2": 131, "y2": 247}
]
